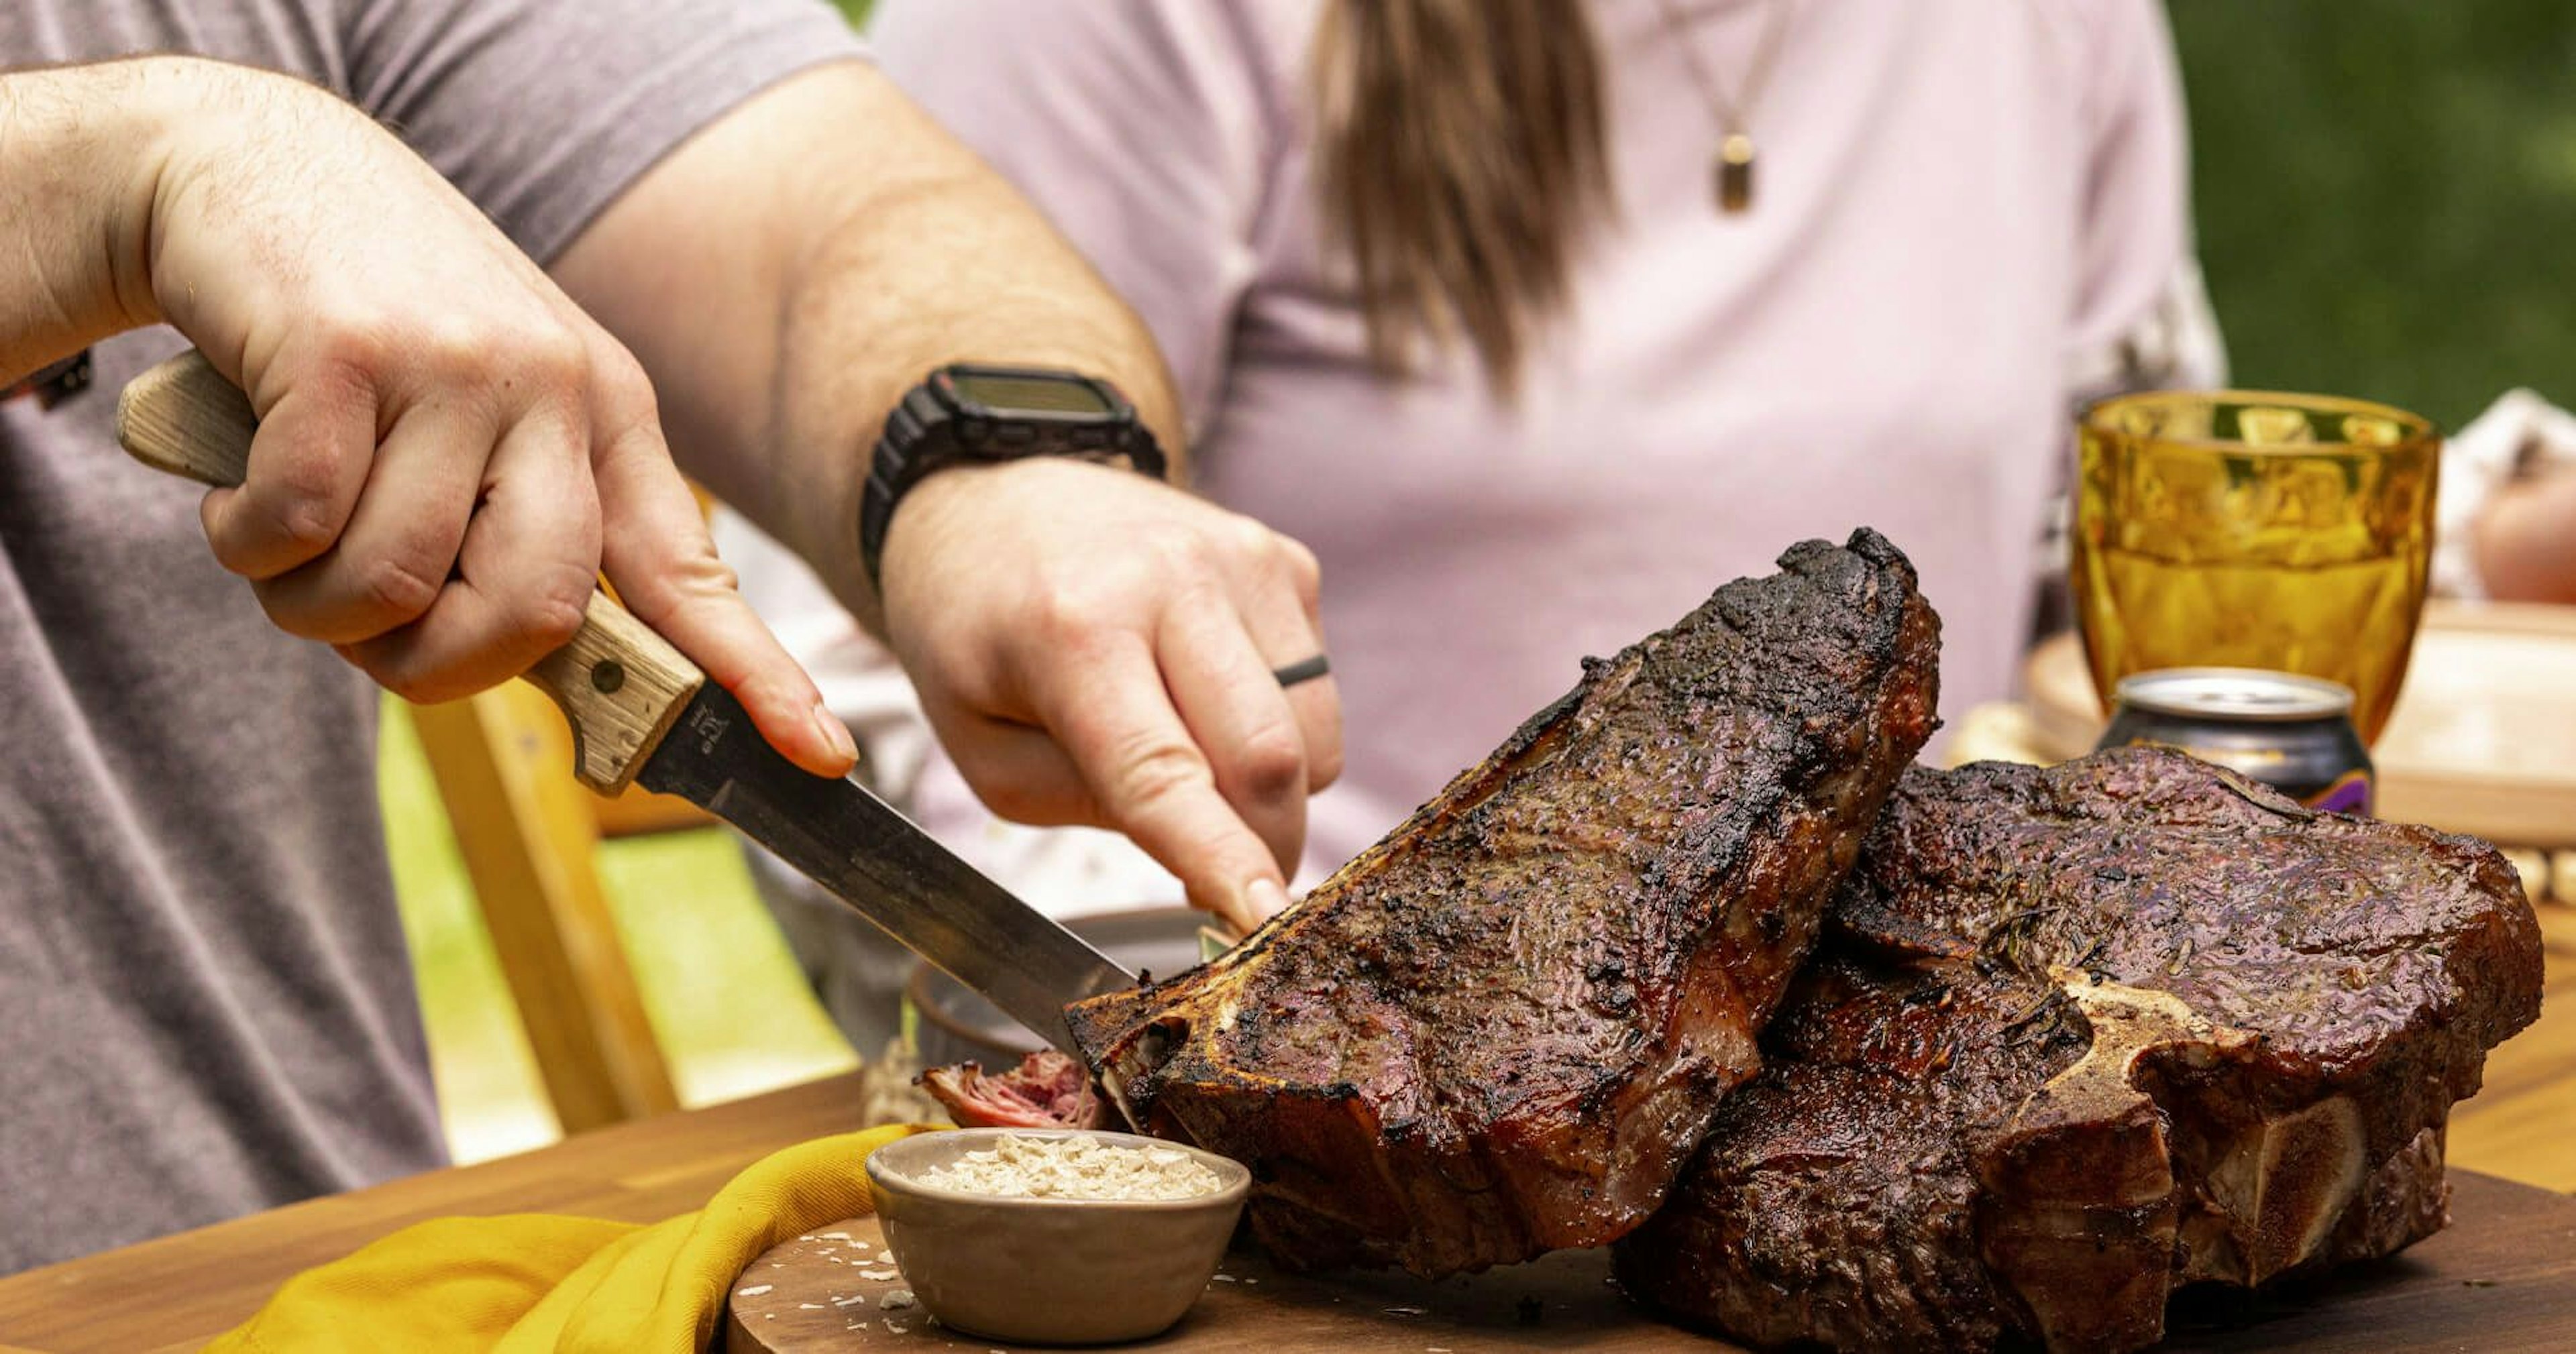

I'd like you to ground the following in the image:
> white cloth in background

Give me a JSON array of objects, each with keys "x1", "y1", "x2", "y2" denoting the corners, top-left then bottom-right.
[{"x1": 2432, "y1": 389, "x2": 2576, "y2": 600}]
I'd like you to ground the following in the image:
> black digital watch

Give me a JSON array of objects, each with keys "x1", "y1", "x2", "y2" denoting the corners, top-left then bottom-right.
[{"x1": 859, "y1": 363, "x2": 1167, "y2": 590}]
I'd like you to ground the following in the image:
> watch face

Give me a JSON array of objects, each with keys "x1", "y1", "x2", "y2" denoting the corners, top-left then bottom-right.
[{"x1": 946, "y1": 372, "x2": 1115, "y2": 416}]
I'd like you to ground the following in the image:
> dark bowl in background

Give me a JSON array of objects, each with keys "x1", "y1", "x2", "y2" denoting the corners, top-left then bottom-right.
[{"x1": 902, "y1": 907, "x2": 1206, "y2": 1069}]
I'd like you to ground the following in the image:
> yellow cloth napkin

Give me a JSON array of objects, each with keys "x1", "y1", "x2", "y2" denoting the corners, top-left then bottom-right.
[{"x1": 207, "y1": 1123, "x2": 930, "y2": 1354}]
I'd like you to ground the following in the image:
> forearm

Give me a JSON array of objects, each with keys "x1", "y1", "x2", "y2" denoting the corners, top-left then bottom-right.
[
  {"x1": 551, "y1": 62, "x2": 1183, "y2": 629},
  {"x1": 0, "y1": 59, "x2": 177, "y2": 380},
  {"x1": 769, "y1": 154, "x2": 1187, "y2": 622},
  {"x1": 2475, "y1": 473, "x2": 2576, "y2": 605}
]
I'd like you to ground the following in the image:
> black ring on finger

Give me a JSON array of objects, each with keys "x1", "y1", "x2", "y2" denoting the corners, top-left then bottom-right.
[{"x1": 1272, "y1": 654, "x2": 1332, "y2": 688}]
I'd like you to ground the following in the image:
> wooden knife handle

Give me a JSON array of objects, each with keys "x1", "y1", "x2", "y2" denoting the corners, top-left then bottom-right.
[{"x1": 115, "y1": 350, "x2": 704, "y2": 793}]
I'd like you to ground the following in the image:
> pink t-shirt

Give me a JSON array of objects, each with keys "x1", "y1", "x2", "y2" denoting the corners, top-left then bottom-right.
[{"x1": 869, "y1": 0, "x2": 2201, "y2": 886}]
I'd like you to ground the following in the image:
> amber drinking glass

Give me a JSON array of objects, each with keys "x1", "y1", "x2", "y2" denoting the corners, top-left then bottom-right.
[{"x1": 2072, "y1": 390, "x2": 2439, "y2": 744}]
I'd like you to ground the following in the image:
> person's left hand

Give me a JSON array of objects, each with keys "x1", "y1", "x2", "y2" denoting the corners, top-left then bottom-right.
[{"x1": 876, "y1": 458, "x2": 1341, "y2": 934}]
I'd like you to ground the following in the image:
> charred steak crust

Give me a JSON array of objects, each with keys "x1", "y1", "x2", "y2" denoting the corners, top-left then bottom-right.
[
  {"x1": 1618, "y1": 749, "x2": 2545, "y2": 1353},
  {"x1": 1066, "y1": 529, "x2": 1940, "y2": 1278}
]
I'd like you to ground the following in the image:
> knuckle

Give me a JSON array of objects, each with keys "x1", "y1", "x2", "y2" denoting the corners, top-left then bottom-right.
[
  {"x1": 1104, "y1": 734, "x2": 1213, "y2": 813},
  {"x1": 511, "y1": 579, "x2": 589, "y2": 653},
  {"x1": 472, "y1": 546, "x2": 593, "y2": 659},
  {"x1": 1224, "y1": 723, "x2": 1308, "y2": 801},
  {"x1": 1024, "y1": 577, "x2": 1120, "y2": 648},
  {"x1": 1279, "y1": 537, "x2": 1323, "y2": 602},
  {"x1": 250, "y1": 486, "x2": 341, "y2": 558},
  {"x1": 413, "y1": 315, "x2": 498, "y2": 381},
  {"x1": 360, "y1": 549, "x2": 445, "y2": 622},
  {"x1": 515, "y1": 329, "x2": 591, "y2": 394},
  {"x1": 1222, "y1": 513, "x2": 1280, "y2": 563},
  {"x1": 589, "y1": 345, "x2": 659, "y2": 419},
  {"x1": 1126, "y1": 521, "x2": 1217, "y2": 580},
  {"x1": 382, "y1": 312, "x2": 591, "y2": 407},
  {"x1": 308, "y1": 316, "x2": 396, "y2": 380}
]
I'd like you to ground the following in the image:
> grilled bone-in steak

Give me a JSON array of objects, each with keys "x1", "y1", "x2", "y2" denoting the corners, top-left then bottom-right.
[
  {"x1": 1617, "y1": 750, "x2": 2544, "y2": 1353},
  {"x1": 1065, "y1": 529, "x2": 1940, "y2": 1277}
]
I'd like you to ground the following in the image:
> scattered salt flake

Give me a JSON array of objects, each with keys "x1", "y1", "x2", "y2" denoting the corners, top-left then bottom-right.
[
  {"x1": 885, "y1": 1320, "x2": 910, "y2": 1335},
  {"x1": 859, "y1": 1268, "x2": 902, "y2": 1281},
  {"x1": 1383, "y1": 1305, "x2": 1428, "y2": 1317},
  {"x1": 883, "y1": 1288, "x2": 918, "y2": 1310},
  {"x1": 1244, "y1": 1277, "x2": 1260, "y2": 1285},
  {"x1": 735, "y1": 1284, "x2": 773, "y2": 1298},
  {"x1": 1210, "y1": 1274, "x2": 1237, "y2": 1283},
  {"x1": 800, "y1": 1302, "x2": 825, "y2": 1310},
  {"x1": 821, "y1": 1231, "x2": 855, "y2": 1240},
  {"x1": 835, "y1": 1294, "x2": 869, "y2": 1307}
]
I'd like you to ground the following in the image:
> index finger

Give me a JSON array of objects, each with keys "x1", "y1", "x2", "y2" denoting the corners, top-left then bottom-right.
[
  {"x1": 1023, "y1": 632, "x2": 1289, "y2": 933},
  {"x1": 584, "y1": 359, "x2": 855, "y2": 779}
]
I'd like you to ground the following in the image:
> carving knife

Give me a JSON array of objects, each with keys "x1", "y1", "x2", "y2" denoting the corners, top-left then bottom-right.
[{"x1": 114, "y1": 350, "x2": 1138, "y2": 1060}]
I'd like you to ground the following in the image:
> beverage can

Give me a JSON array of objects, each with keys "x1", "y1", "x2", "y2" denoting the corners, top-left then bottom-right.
[{"x1": 2096, "y1": 667, "x2": 2375, "y2": 814}]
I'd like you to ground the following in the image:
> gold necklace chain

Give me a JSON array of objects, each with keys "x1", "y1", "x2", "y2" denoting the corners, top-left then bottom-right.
[{"x1": 1654, "y1": 0, "x2": 1797, "y2": 214}]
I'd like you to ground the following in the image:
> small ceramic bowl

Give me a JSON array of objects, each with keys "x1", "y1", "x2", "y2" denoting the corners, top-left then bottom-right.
[{"x1": 865, "y1": 1128, "x2": 1251, "y2": 1345}]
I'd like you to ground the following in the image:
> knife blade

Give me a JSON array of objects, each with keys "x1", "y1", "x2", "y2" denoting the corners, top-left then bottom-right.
[
  {"x1": 637, "y1": 681, "x2": 1138, "y2": 1050},
  {"x1": 115, "y1": 350, "x2": 1136, "y2": 1058}
]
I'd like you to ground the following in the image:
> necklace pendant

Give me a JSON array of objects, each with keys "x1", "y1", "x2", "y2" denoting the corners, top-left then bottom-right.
[{"x1": 1717, "y1": 132, "x2": 1756, "y2": 214}]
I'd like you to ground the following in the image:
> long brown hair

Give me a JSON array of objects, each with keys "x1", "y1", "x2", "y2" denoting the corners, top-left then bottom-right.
[{"x1": 1311, "y1": 0, "x2": 1612, "y2": 394}]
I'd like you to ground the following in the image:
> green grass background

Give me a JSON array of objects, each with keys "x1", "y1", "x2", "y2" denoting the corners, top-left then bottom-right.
[
  {"x1": 397, "y1": 0, "x2": 2576, "y2": 1160},
  {"x1": 2171, "y1": 1, "x2": 2576, "y2": 431}
]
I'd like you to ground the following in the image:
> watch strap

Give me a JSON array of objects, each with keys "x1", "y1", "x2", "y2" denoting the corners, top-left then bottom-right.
[{"x1": 859, "y1": 372, "x2": 1164, "y2": 591}]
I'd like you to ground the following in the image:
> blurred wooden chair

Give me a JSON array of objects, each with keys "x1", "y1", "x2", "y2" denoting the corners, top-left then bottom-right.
[
  {"x1": 410, "y1": 486, "x2": 747, "y2": 1134},
  {"x1": 409, "y1": 684, "x2": 708, "y2": 1133}
]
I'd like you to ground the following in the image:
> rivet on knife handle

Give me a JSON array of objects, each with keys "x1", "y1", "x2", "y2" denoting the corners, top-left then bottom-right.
[{"x1": 114, "y1": 349, "x2": 706, "y2": 793}]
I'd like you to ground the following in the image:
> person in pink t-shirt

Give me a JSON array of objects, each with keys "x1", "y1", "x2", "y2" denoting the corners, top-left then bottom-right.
[{"x1": 727, "y1": 0, "x2": 2232, "y2": 1050}]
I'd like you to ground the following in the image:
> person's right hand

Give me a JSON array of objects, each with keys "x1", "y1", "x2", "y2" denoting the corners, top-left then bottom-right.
[
  {"x1": 130, "y1": 58, "x2": 851, "y2": 775},
  {"x1": 877, "y1": 458, "x2": 1344, "y2": 935}
]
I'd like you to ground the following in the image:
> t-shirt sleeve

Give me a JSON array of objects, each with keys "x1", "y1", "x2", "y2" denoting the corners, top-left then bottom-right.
[
  {"x1": 2063, "y1": 0, "x2": 2200, "y2": 368},
  {"x1": 867, "y1": 0, "x2": 1277, "y2": 438},
  {"x1": 342, "y1": 0, "x2": 868, "y2": 266}
]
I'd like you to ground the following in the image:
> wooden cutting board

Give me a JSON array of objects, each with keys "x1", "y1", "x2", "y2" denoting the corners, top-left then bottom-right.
[
  {"x1": 2027, "y1": 600, "x2": 2576, "y2": 848},
  {"x1": 722, "y1": 1171, "x2": 2576, "y2": 1353}
]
